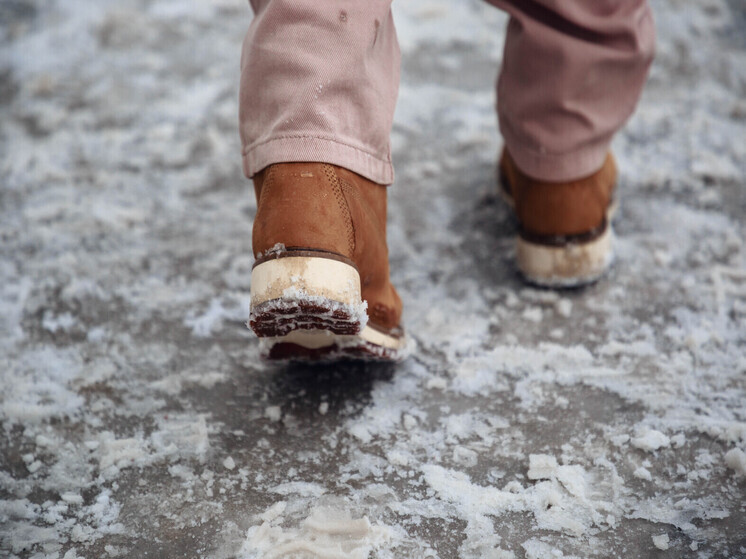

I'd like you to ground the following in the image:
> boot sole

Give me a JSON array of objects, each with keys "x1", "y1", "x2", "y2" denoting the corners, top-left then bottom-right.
[
  {"x1": 516, "y1": 224, "x2": 613, "y2": 288},
  {"x1": 249, "y1": 252, "x2": 407, "y2": 361},
  {"x1": 259, "y1": 326, "x2": 408, "y2": 362}
]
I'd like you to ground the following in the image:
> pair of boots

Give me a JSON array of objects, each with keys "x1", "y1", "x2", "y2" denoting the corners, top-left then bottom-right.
[{"x1": 248, "y1": 150, "x2": 617, "y2": 361}]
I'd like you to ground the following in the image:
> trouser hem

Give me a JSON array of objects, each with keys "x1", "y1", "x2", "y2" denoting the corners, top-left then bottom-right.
[
  {"x1": 242, "y1": 136, "x2": 394, "y2": 185},
  {"x1": 503, "y1": 135, "x2": 610, "y2": 182}
]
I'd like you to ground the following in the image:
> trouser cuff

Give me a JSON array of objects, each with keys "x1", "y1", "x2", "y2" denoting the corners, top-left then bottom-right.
[
  {"x1": 504, "y1": 136, "x2": 610, "y2": 182},
  {"x1": 242, "y1": 136, "x2": 394, "y2": 186}
]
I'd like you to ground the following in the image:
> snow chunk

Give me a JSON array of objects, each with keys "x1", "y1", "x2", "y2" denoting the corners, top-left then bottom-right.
[
  {"x1": 522, "y1": 307, "x2": 543, "y2": 323},
  {"x1": 223, "y1": 456, "x2": 236, "y2": 470},
  {"x1": 265, "y1": 406, "x2": 282, "y2": 422},
  {"x1": 555, "y1": 299, "x2": 573, "y2": 318},
  {"x1": 724, "y1": 448, "x2": 746, "y2": 477},
  {"x1": 631, "y1": 429, "x2": 671, "y2": 452},
  {"x1": 453, "y1": 445, "x2": 478, "y2": 468},
  {"x1": 258, "y1": 501, "x2": 286, "y2": 523},
  {"x1": 523, "y1": 539, "x2": 577, "y2": 559},
  {"x1": 426, "y1": 376, "x2": 447, "y2": 390},
  {"x1": 27, "y1": 460, "x2": 43, "y2": 473},
  {"x1": 256, "y1": 242, "x2": 286, "y2": 259},
  {"x1": 270, "y1": 482, "x2": 326, "y2": 498},
  {"x1": 61, "y1": 492, "x2": 84, "y2": 505},
  {"x1": 527, "y1": 454, "x2": 559, "y2": 480},
  {"x1": 652, "y1": 533, "x2": 670, "y2": 550},
  {"x1": 98, "y1": 435, "x2": 147, "y2": 471},
  {"x1": 240, "y1": 502, "x2": 393, "y2": 559},
  {"x1": 402, "y1": 414, "x2": 418, "y2": 430},
  {"x1": 150, "y1": 414, "x2": 210, "y2": 461},
  {"x1": 42, "y1": 310, "x2": 77, "y2": 333},
  {"x1": 386, "y1": 450, "x2": 410, "y2": 467},
  {"x1": 633, "y1": 467, "x2": 653, "y2": 481}
]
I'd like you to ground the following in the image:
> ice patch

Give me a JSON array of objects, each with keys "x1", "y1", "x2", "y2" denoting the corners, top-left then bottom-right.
[
  {"x1": 185, "y1": 295, "x2": 251, "y2": 337},
  {"x1": 421, "y1": 453, "x2": 625, "y2": 555},
  {"x1": 1, "y1": 348, "x2": 85, "y2": 424}
]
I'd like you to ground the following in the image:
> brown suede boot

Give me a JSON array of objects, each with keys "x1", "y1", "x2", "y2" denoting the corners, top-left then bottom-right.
[
  {"x1": 249, "y1": 162, "x2": 405, "y2": 361},
  {"x1": 499, "y1": 149, "x2": 618, "y2": 287}
]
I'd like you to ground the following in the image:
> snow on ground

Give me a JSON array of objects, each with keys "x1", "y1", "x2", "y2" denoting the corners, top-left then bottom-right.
[{"x1": 1, "y1": 0, "x2": 745, "y2": 557}]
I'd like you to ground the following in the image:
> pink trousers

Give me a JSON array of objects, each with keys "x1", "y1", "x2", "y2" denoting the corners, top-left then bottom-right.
[{"x1": 239, "y1": 1, "x2": 655, "y2": 184}]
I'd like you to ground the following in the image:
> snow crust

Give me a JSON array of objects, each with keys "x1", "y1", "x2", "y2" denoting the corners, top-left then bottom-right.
[
  {"x1": 240, "y1": 501, "x2": 394, "y2": 559},
  {"x1": 252, "y1": 286, "x2": 369, "y2": 333}
]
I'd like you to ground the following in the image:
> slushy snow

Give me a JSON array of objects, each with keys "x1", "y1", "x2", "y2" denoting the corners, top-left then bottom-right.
[{"x1": 1, "y1": 0, "x2": 744, "y2": 557}]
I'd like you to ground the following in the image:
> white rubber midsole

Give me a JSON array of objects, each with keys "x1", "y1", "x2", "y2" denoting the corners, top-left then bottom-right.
[
  {"x1": 262, "y1": 325, "x2": 406, "y2": 351},
  {"x1": 517, "y1": 226, "x2": 613, "y2": 287},
  {"x1": 251, "y1": 256, "x2": 362, "y2": 307}
]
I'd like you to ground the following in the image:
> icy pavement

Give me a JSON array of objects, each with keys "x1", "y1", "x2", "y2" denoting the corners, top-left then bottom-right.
[{"x1": 1, "y1": 0, "x2": 745, "y2": 557}]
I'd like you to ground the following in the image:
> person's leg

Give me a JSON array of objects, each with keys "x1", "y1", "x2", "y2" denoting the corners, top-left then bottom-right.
[
  {"x1": 239, "y1": 0, "x2": 400, "y2": 185},
  {"x1": 489, "y1": 0, "x2": 655, "y2": 181},
  {"x1": 239, "y1": 1, "x2": 405, "y2": 360},
  {"x1": 488, "y1": 0, "x2": 655, "y2": 286}
]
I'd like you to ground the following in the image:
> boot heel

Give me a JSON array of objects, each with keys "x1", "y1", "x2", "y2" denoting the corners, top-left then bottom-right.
[
  {"x1": 516, "y1": 225, "x2": 613, "y2": 288},
  {"x1": 249, "y1": 252, "x2": 367, "y2": 337}
]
